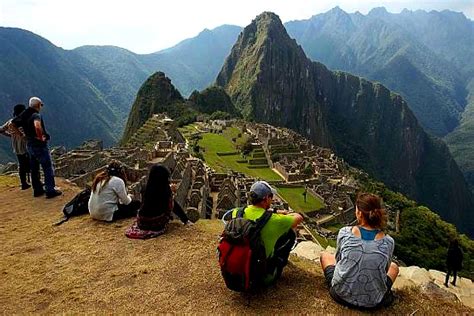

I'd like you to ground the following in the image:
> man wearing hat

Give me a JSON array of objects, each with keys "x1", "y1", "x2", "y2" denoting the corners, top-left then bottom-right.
[
  {"x1": 12, "y1": 97, "x2": 61, "y2": 198},
  {"x1": 0, "y1": 104, "x2": 30, "y2": 190},
  {"x1": 232, "y1": 180, "x2": 303, "y2": 285}
]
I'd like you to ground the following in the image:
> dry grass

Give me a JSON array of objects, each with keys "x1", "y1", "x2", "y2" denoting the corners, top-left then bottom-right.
[{"x1": 0, "y1": 175, "x2": 472, "y2": 314}]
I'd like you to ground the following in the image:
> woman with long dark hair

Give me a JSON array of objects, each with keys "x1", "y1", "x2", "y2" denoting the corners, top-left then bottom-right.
[
  {"x1": 136, "y1": 164, "x2": 191, "y2": 232},
  {"x1": 320, "y1": 193, "x2": 399, "y2": 309},
  {"x1": 88, "y1": 161, "x2": 140, "y2": 221}
]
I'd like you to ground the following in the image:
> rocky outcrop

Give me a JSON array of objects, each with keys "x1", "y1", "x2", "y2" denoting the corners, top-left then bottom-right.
[{"x1": 215, "y1": 12, "x2": 474, "y2": 235}]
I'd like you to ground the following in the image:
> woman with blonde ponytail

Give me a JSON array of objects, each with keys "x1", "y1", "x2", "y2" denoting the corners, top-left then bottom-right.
[{"x1": 320, "y1": 193, "x2": 399, "y2": 309}]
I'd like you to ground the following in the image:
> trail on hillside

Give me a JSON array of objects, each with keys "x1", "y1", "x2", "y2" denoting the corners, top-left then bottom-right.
[{"x1": 0, "y1": 176, "x2": 471, "y2": 314}]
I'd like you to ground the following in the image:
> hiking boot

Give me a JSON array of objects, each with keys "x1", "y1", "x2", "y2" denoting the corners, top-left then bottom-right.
[
  {"x1": 46, "y1": 190, "x2": 62, "y2": 199},
  {"x1": 21, "y1": 184, "x2": 31, "y2": 190},
  {"x1": 451, "y1": 281, "x2": 456, "y2": 286},
  {"x1": 34, "y1": 190, "x2": 45, "y2": 197},
  {"x1": 444, "y1": 282, "x2": 449, "y2": 287}
]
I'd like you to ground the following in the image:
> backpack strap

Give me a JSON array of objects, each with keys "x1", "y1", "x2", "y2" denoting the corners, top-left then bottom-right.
[
  {"x1": 236, "y1": 206, "x2": 246, "y2": 218},
  {"x1": 254, "y1": 211, "x2": 272, "y2": 235}
]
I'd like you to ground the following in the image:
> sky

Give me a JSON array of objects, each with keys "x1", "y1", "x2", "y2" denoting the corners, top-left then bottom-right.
[{"x1": 0, "y1": 0, "x2": 472, "y2": 54}]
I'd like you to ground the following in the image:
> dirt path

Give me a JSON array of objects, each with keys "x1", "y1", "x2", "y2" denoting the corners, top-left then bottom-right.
[{"x1": 0, "y1": 175, "x2": 471, "y2": 314}]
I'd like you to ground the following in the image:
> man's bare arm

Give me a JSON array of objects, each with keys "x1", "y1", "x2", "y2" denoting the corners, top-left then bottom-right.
[{"x1": 34, "y1": 120, "x2": 46, "y2": 141}]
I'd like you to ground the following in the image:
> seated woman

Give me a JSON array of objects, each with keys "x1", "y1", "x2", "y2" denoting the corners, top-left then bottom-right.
[
  {"x1": 88, "y1": 161, "x2": 140, "y2": 221},
  {"x1": 136, "y1": 164, "x2": 191, "y2": 233},
  {"x1": 320, "y1": 193, "x2": 399, "y2": 309}
]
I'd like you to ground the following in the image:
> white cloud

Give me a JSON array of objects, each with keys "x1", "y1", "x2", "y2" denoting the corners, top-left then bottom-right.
[{"x1": 0, "y1": 0, "x2": 472, "y2": 53}]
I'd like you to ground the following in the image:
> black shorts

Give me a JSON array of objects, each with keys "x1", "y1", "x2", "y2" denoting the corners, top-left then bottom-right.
[{"x1": 323, "y1": 265, "x2": 394, "y2": 310}]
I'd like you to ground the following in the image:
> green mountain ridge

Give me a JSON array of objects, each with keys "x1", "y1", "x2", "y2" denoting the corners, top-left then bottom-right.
[
  {"x1": 284, "y1": 7, "x2": 474, "y2": 193},
  {"x1": 0, "y1": 27, "x2": 120, "y2": 160},
  {"x1": 285, "y1": 7, "x2": 469, "y2": 136},
  {"x1": 0, "y1": 25, "x2": 242, "y2": 162},
  {"x1": 215, "y1": 12, "x2": 474, "y2": 236}
]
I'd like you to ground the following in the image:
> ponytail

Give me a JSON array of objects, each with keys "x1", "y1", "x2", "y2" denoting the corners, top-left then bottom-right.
[{"x1": 356, "y1": 193, "x2": 387, "y2": 229}]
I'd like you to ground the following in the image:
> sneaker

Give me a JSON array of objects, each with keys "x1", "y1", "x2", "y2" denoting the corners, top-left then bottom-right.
[
  {"x1": 46, "y1": 190, "x2": 62, "y2": 199},
  {"x1": 21, "y1": 184, "x2": 31, "y2": 190},
  {"x1": 33, "y1": 190, "x2": 45, "y2": 197}
]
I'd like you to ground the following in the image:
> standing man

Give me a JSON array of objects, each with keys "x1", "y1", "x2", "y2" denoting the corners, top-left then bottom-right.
[
  {"x1": 0, "y1": 104, "x2": 31, "y2": 190},
  {"x1": 12, "y1": 97, "x2": 62, "y2": 198},
  {"x1": 233, "y1": 180, "x2": 303, "y2": 284}
]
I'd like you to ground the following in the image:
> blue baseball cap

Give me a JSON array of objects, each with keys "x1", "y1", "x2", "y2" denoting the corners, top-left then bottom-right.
[{"x1": 250, "y1": 181, "x2": 277, "y2": 199}]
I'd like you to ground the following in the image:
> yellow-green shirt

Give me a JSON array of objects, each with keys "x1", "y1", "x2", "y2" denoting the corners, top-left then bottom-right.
[{"x1": 232, "y1": 205, "x2": 295, "y2": 258}]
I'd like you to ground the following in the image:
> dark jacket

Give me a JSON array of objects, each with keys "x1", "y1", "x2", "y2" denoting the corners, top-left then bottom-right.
[{"x1": 446, "y1": 243, "x2": 463, "y2": 270}]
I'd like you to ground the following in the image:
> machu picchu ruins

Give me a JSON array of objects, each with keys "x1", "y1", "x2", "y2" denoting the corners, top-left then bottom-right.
[{"x1": 36, "y1": 115, "x2": 394, "y2": 245}]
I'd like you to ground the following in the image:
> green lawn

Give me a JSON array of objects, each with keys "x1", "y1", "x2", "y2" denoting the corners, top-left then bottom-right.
[
  {"x1": 180, "y1": 125, "x2": 282, "y2": 181},
  {"x1": 194, "y1": 130, "x2": 282, "y2": 181},
  {"x1": 275, "y1": 186, "x2": 325, "y2": 213}
]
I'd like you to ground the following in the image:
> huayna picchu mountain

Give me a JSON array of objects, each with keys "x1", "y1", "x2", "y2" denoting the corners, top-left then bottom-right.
[
  {"x1": 216, "y1": 12, "x2": 474, "y2": 236},
  {"x1": 121, "y1": 72, "x2": 196, "y2": 144},
  {"x1": 121, "y1": 72, "x2": 241, "y2": 144}
]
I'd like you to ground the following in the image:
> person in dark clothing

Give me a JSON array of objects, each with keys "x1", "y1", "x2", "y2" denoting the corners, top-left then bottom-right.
[
  {"x1": 136, "y1": 164, "x2": 191, "y2": 232},
  {"x1": 444, "y1": 239, "x2": 463, "y2": 287},
  {"x1": 12, "y1": 97, "x2": 61, "y2": 198},
  {"x1": 0, "y1": 104, "x2": 30, "y2": 189}
]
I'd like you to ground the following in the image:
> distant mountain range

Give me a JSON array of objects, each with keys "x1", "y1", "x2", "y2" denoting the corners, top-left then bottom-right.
[
  {"x1": 284, "y1": 7, "x2": 474, "y2": 193},
  {"x1": 0, "y1": 25, "x2": 241, "y2": 162}
]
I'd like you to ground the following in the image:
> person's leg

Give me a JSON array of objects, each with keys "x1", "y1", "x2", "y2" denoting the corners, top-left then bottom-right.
[
  {"x1": 445, "y1": 269, "x2": 451, "y2": 286},
  {"x1": 113, "y1": 200, "x2": 141, "y2": 221},
  {"x1": 17, "y1": 153, "x2": 30, "y2": 189},
  {"x1": 387, "y1": 262, "x2": 399, "y2": 283},
  {"x1": 272, "y1": 230, "x2": 297, "y2": 279},
  {"x1": 27, "y1": 146, "x2": 43, "y2": 195},
  {"x1": 320, "y1": 251, "x2": 337, "y2": 270},
  {"x1": 451, "y1": 270, "x2": 457, "y2": 286},
  {"x1": 35, "y1": 146, "x2": 56, "y2": 193},
  {"x1": 172, "y1": 200, "x2": 189, "y2": 224}
]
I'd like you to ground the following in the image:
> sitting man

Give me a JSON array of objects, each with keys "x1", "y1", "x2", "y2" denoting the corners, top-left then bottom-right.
[{"x1": 232, "y1": 180, "x2": 303, "y2": 285}]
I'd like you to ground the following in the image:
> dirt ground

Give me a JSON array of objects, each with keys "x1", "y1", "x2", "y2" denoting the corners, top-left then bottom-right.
[{"x1": 0, "y1": 175, "x2": 471, "y2": 314}]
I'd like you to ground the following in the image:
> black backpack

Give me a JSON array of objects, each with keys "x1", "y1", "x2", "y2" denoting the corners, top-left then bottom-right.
[
  {"x1": 217, "y1": 207, "x2": 272, "y2": 292},
  {"x1": 54, "y1": 188, "x2": 91, "y2": 226}
]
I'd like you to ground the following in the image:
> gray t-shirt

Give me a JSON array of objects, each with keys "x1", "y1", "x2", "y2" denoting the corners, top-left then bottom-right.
[{"x1": 332, "y1": 226, "x2": 394, "y2": 308}]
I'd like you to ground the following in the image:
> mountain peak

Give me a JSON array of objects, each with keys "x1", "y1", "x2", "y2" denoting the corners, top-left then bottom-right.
[
  {"x1": 327, "y1": 6, "x2": 347, "y2": 16},
  {"x1": 121, "y1": 71, "x2": 184, "y2": 143},
  {"x1": 368, "y1": 6, "x2": 389, "y2": 17},
  {"x1": 251, "y1": 11, "x2": 286, "y2": 34}
]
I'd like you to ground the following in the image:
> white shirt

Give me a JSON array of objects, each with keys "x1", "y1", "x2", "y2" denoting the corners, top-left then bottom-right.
[{"x1": 88, "y1": 176, "x2": 132, "y2": 221}]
